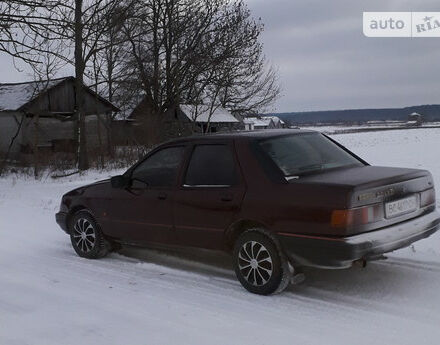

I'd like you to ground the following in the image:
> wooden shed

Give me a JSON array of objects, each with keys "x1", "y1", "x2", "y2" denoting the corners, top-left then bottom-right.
[
  {"x1": 116, "y1": 101, "x2": 242, "y2": 147},
  {"x1": 0, "y1": 77, "x2": 118, "y2": 164}
]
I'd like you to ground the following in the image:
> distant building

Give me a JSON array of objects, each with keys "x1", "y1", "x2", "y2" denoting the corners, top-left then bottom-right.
[
  {"x1": 262, "y1": 116, "x2": 286, "y2": 128},
  {"x1": 179, "y1": 104, "x2": 240, "y2": 133},
  {"x1": 243, "y1": 118, "x2": 256, "y2": 131},
  {"x1": 0, "y1": 77, "x2": 118, "y2": 163},
  {"x1": 243, "y1": 115, "x2": 285, "y2": 131},
  {"x1": 407, "y1": 112, "x2": 423, "y2": 126},
  {"x1": 116, "y1": 102, "x2": 241, "y2": 146}
]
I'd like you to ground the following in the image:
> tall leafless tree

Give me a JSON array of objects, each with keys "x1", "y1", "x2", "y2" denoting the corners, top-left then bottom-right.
[
  {"x1": 118, "y1": 0, "x2": 280, "y2": 144},
  {"x1": 0, "y1": 0, "x2": 135, "y2": 170},
  {"x1": 1, "y1": 0, "x2": 280, "y2": 155}
]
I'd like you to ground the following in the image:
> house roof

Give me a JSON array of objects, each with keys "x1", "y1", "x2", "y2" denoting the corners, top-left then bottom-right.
[
  {"x1": 243, "y1": 115, "x2": 285, "y2": 128},
  {"x1": 244, "y1": 117, "x2": 273, "y2": 127},
  {"x1": 254, "y1": 119, "x2": 272, "y2": 127},
  {"x1": 0, "y1": 76, "x2": 118, "y2": 113},
  {"x1": 261, "y1": 115, "x2": 284, "y2": 125},
  {"x1": 180, "y1": 104, "x2": 239, "y2": 123},
  {"x1": 0, "y1": 77, "x2": 67, "y2": 111},
  {"x1": 243, "y1": 118, "x2": 255, "y2": 124}
]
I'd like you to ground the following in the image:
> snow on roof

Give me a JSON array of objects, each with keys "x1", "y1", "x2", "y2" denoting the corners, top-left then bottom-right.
[
  {"x1": 243, "y1": 118, "x2": 255, "y2": 124},
  {"x1": 180, "y1": 104, "x2": 239, "y2": 123},
  {"x1": 410, "y1": 112, "x2": 421, "y2": 116},
  {"x1": 245, "y1": 117, "x2": 272, "y2": 127},
  {"x1": 0, "y1": 77, "x2": 68, "y2": 111},
  {"x1": 261, "y1": 116, "x2": 284, "y2": 125},
  {"x1": 243, "y1": 115, "x2": 284, "y2": 128}
]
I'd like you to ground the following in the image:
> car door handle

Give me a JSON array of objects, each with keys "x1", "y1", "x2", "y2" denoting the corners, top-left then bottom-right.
[
  {"x1": 158, "y1": 192, "x2": 167, "y2": 200},
  {"x1": 221, "y1": 194, "x2": 233, "y2": 202}
]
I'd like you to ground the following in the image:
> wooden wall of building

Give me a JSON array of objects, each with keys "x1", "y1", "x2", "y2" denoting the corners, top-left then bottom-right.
[
  {"x1": 1, "y1": 113, "x2": 108, "y2": 159},
  {"x1": 0, "y1": 112, "x2": 23, "y2": 157},
  {"x1": 24, "y1": 78, "x2": 115, "y2": 116}
]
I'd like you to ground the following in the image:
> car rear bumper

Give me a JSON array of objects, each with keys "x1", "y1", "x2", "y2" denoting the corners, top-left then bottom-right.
[
  {"x1": 55, "y1": 212, "x2": 69, "y2": 234},
  {"x1": 278, "y1": 210, "x2": 440, "y2": 269}
]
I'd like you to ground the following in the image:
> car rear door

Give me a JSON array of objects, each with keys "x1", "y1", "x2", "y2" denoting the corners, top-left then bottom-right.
[
  {"x1": 102, "y1": 145, "x2": 187, "y2": 244},
  {"x1": 173, "y1": 140, "x2": 246, "y2": 249}
]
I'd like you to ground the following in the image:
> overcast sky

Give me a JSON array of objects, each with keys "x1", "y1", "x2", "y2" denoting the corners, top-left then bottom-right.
[{"x1": 1, "y1": 0, "x2": 440, "y2": 112}]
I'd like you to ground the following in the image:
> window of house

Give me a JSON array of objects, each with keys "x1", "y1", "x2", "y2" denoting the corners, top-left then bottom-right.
[
  {"x1": 131, "y1": 146, "x2": 185, "y2": 187},
  {"x1": 185, "y1": 145, "x2": 237, "y2": 186}
]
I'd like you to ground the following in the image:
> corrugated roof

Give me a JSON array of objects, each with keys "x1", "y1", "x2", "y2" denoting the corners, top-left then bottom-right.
[
  {"x1": 180, "y1": 104, "x2": 239, "y2": 123},
  {"x1": 0, "y1": 77, "x2": 69, "y2": 111}
]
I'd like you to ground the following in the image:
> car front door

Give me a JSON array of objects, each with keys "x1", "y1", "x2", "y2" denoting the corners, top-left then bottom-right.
[
  {"x1": 103, "y1": 145, "x2": 186, "y2": 244},
  {"x1": 173, "y1": 141, "x2": 246, "y2": 249}
]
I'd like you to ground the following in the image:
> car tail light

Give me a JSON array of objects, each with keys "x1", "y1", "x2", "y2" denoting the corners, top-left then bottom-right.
[
  {"x1": 420, "y1": 188, "x2": 436, "y2": 207},
  {"x1": 331, "y1": 203, "x2": 384, "y2": 228}
]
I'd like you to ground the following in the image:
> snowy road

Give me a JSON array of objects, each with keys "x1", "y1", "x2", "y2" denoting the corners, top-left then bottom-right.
[{"x1": 1, "y1": 128, "x2": 440, "y2": 345}]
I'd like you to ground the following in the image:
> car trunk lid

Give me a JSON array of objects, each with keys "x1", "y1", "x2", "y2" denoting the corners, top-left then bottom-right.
[{"x1": 291, "y1": 166, "x2": 435, "y2": 235}]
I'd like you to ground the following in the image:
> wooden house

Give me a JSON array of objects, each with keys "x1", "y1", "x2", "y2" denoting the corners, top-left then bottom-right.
[
  {"x1": 0, "y1": 77, "x2": 118, "y2": 164},
  {"x1": 113, "y1": 102, "x2": 241, "y2": 146}
]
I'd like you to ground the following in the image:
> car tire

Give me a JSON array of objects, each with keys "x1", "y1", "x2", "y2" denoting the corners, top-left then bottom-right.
[
  {"x1": 69, "y1": 211, "x2": 110, "y2": 259},
  {"x1": 233, "y1": 229, "x2": 291, "y2": 295}
]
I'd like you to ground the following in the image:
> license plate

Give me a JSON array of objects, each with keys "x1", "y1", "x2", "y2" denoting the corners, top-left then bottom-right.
[{"x1": 385, "y1": 195, "x2": 418, "y2": 218}]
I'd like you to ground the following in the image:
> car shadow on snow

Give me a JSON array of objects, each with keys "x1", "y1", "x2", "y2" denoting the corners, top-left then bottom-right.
[
  {"x1": 117, "y1": 244, "x2": 236, "y2": 281},
  {"x1": 115, "y1": 244, "x2": 439, "y2": 305}
]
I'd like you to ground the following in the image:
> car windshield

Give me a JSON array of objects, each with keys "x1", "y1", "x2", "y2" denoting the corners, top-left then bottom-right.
[{"x1": 259, "y1": 132, "x2": 364, "y2": 177}]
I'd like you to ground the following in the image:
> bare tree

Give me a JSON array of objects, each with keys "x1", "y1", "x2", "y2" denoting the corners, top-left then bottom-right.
[
  {"x1": 86, "y1": 5, "x2": 134, "y2": 155},
  {"x1": 184, "y1": 1, "x2": 280, "y2": 130},
  {"x1": 118, "y1": 0, "x2": 280, "y2": 144},
  {"x1": 0, "y1": 0, "x2": 135, "y2": 170},
  {"x1": 1, "y1": 0, "x2": 280, "y2": 156}
]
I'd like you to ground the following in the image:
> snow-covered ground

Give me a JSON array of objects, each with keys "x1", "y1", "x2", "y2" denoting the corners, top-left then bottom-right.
[
  {"x1": 301, "y1": 121, "x2": 440, "y2": 135},
  {"x1": 2, "y1": 128, "x2": 440, "y2": 345}
]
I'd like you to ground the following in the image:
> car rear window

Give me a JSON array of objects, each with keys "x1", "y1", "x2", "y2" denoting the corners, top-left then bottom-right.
[
  {"x1": 259, "y1": 133, "x2": 364, "y2": 177},
  {"x1": 185, "y1": 145, "x2": 237, "y2": 186}
]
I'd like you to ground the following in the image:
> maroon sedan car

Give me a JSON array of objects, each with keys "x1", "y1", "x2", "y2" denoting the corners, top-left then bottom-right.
[{"x1": 56, "y1": 129, "x2": 440, "y2": 295}]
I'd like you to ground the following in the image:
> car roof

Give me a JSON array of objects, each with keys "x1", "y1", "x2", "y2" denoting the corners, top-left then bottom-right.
[{"x1": 163, "y1": 129, "x2": 318, "y2": 145}]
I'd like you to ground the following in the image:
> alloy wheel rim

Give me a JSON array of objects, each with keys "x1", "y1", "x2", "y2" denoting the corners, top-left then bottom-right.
[
  {"x1": 72, "y1": 218, "x2": 96, "y2": 253},
  {"x1": 238, "y1": 241, "x2": 273, "y2": 286}
]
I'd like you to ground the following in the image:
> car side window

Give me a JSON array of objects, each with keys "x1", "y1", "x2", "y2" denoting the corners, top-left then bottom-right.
[
  {"x1": 132, "y1": 146, "x2": 185, "y2": 187},
  {"x1": 185, "y1": 144, "x2": 237, "y2": 186}
]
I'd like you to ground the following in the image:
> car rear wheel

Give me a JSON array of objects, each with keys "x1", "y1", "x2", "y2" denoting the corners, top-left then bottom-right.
[
  {"x1": 69, "y1": 211, "x2": 110, "y2": 259},
  {"x1": 233, "y1": 230, "x2": 291, "y2": 295}
]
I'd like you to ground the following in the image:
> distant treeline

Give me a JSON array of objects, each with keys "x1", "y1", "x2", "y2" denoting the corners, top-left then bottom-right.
[{"x1": 271, "y1": 104, "x2": 440, "y2": 125}]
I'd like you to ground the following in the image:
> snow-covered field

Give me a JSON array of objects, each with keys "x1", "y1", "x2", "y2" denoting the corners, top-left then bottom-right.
[
  {"x1": 301, "y1": 121, "x2": 440, "y2": 135},
  {"x1": 2, "y1": 128, "x2": 440, "y2": 345}
]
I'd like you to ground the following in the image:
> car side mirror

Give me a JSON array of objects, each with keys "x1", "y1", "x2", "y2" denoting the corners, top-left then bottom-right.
[{"x1": 110, "y1": 175, "x2": 130, "y2": 189}]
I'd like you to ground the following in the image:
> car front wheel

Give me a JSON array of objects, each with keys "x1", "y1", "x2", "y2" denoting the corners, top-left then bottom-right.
[
  {"x1": 69, "y1": 211, "x2": 110, "y2": 259},
  {"x1": 233, "y1": 230, "x2": 291, "y2": 295}
]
